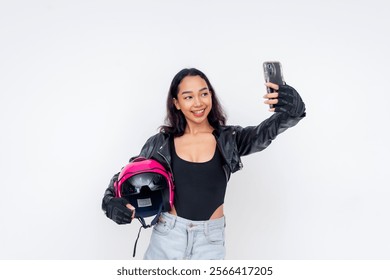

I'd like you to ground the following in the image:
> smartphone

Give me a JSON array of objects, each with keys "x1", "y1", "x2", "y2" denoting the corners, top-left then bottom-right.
[{"x1": 263, "y1": 61, "x2": 285, "y2": 108}]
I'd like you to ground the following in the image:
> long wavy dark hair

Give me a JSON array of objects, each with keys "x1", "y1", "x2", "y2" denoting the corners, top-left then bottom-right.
[{"x1": 160, "y1": 68, "x2": 227, "y2": 136}]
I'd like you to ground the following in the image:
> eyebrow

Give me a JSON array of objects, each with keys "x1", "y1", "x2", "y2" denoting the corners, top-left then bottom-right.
[{"x1": 181, "y1": 87, "x2": 209, "y2": 95}]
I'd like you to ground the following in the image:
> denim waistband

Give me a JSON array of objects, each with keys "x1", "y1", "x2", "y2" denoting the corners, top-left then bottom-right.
[{"x1": 160, "y1": 212, "x2": 226, "y2": 231}]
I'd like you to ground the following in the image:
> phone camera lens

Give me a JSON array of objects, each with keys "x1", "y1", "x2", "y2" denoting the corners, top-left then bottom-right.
[{"x1": 266, "y1": 63, "x2": 274, "y2": 76}]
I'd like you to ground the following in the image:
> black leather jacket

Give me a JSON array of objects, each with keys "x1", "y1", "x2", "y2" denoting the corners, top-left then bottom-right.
[{"x1": 102, "y1": 111, "x2": 305, "y2": 211}]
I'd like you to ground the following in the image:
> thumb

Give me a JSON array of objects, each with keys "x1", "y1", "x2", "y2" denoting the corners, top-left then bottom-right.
[{"x1": 126, "y1": 204, "x2": 136, "y2": 218}]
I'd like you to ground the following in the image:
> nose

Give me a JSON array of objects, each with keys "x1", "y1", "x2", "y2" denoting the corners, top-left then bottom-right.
[{"x1": 193, "y1": 96, "x2": 201, "y2": 106}]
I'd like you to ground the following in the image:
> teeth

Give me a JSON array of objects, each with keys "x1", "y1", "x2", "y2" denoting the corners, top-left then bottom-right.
[{"x1": 193, "y1": 109, "x2": 205, "y2": 114}]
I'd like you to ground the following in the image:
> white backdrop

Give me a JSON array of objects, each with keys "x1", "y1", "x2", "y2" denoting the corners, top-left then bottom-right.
[{"x1": 1, "y1": 0, "x2": 389, "y2": 260}]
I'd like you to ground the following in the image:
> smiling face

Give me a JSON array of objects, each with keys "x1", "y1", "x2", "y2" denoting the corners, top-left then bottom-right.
[{"x1": 173, "y1": 75, "x2": 213, "y2": 128}]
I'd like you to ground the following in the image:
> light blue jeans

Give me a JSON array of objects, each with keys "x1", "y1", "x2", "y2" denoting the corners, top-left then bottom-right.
[{"x1": 143, "y1": 212, "x2": 226, "y2": 260}]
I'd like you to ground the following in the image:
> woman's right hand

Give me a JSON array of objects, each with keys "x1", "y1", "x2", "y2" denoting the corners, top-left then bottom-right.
[{"x1": 105, "y1": 197, "x2": 135, "y2": 224}]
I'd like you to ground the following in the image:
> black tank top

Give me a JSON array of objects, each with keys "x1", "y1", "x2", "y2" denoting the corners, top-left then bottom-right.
[{"x1": 171, "y1": 139, "x2": 227, "y2": 221}]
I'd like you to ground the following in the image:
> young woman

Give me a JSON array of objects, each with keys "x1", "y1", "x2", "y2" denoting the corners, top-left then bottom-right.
[{"x1": 102, "y1": 68, "x2": 306, "y2": 259}]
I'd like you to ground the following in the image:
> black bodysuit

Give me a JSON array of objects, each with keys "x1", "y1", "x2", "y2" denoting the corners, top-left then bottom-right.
[{"x1": 171, "y1": 140, "x2": 227, "y2": 221}]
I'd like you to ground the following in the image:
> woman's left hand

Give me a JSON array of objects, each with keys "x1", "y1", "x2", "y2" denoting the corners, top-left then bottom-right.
[
  {"x1": 263, "y1": 82, "x2": 280, "y2": 108},
  {"x1": 263, "y1": 82, "x2": 306, "y2": 117}
]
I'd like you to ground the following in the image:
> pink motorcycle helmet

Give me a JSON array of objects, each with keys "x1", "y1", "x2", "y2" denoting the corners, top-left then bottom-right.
[{"x1": 114, "y1": 157, "x2": 174, "y2": 221}]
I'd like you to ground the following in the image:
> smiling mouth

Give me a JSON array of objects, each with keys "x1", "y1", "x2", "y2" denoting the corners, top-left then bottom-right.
[{"x1": 192, "y1": 109, "x2": 205, "y2": 114}]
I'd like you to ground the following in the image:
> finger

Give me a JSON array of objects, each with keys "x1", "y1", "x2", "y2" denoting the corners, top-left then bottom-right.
[
  {"x1": 126, "y1": 203, "x2": 135, "y2": 210},
  {"x1": 276, "y1": 97, "x2": 290, "y2": 106},
  {"x1": 263, "y1": 92, "x2": 279, "y2": 99},
  {"x1": 274, "y1": 106, "x2": 287, "y2": 113},
  {"x1": 268, "y1": 108, "x2": 276, "y2": 112},
  {"x1": 126, "y1": 204, "x2": 136, "y2": 219},
  {"x1": 264, "y1": 98, "x2": 279, "y2": 105},
  {"x1": 277, "y1": 90, "x2": 290, "y2": 98},
  {"x1": 265, "y1": 82, "x2": 279, "y2": 91}
]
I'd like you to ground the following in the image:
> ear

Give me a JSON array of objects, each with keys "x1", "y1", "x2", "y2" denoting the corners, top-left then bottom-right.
[{"x1": 173, "y1": 98, "x2": 180, "y2": 110}]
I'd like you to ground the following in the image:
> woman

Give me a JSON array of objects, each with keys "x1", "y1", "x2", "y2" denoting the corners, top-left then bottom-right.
[{"x1": 102, "y1": 68, "x2": 306, "y2": 259}]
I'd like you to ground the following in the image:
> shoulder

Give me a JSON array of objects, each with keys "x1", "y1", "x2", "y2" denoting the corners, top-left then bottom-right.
[
  {"x1": 145, "y1": 132, "x2": 162, "y2": 142},
  {"x1": 141, "y1": 131, "x2": 170, "y2": 155},
  {"x1": 214, "y1": 124, "x2": 243, "y2": 137},
  {"x1": 145, "y1": 130, "x2": 170, "y2": 144}
]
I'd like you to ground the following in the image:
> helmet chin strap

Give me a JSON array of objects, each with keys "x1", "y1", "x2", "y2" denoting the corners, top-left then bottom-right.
[{"x1": 132, "y1": 203, "x2": 163, "y2": 257}]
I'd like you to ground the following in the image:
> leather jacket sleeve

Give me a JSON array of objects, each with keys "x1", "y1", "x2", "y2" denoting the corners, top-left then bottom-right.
[
  {"x1": 235, "y1": 111, "x2": 305, "y2": 156},
  {"x1": 101, "y1": 172, "x2": 119, "y2": 213}
]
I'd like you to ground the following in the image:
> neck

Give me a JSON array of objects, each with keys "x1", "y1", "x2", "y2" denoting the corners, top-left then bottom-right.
[{"x1": 184, "y1": 121, "x2": 214, "y2": 135}]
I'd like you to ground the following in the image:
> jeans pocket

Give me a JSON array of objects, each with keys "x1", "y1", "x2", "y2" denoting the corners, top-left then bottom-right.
[
  {"x1": 206, "y1": 226, "x2": 225, "y2": 245},
  {"x1": 153, "y1": 220, "x2": 173, "y2": 236}
]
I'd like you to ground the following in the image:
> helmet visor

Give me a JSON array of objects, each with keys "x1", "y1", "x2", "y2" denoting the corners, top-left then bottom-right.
[{"x1": 120, "y1": 172, "x2": 168, "y2": 197}]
